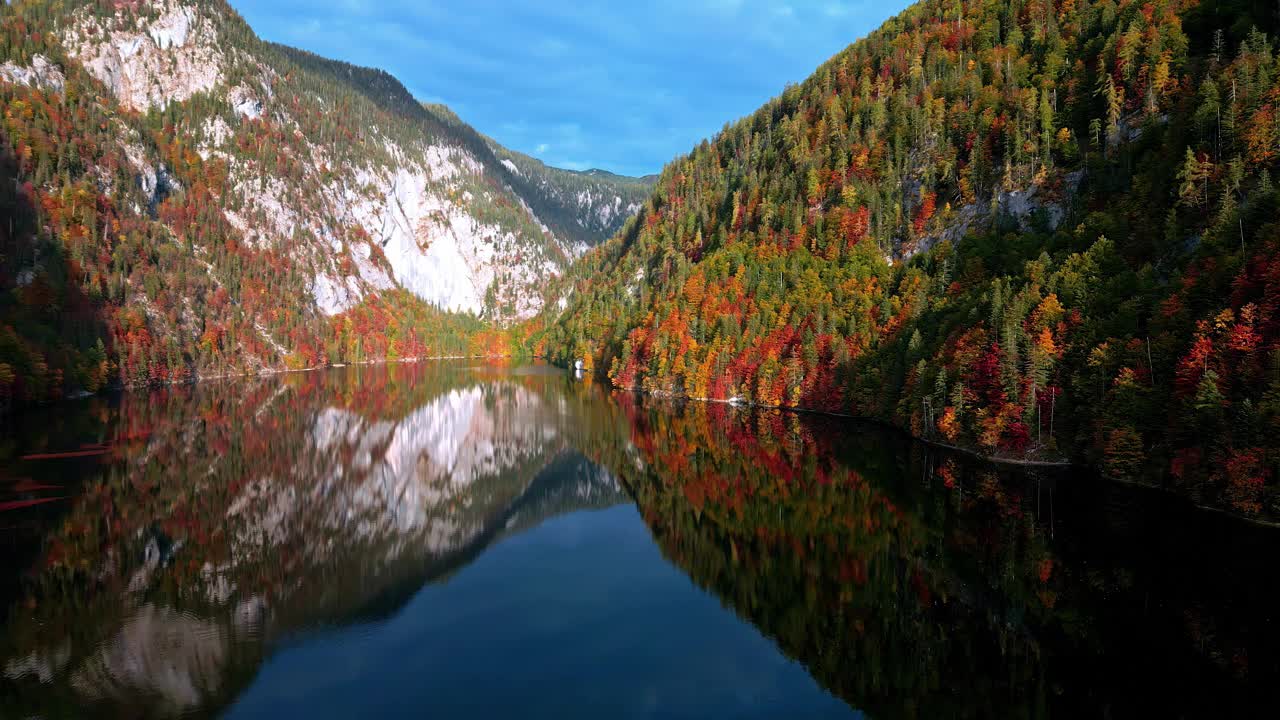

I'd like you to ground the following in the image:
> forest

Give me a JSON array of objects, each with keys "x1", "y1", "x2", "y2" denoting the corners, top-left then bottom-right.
[{"x1": 536, "y1": 0, "x2": 1280, "y2": 517}]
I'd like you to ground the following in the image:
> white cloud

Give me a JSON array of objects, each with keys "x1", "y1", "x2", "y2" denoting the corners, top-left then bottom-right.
[
  {"x1": 700, "y1": 0, "x2": 746, "y2": 16},
  {"x1": 533, "y1": 37, "x2": 569, "y2": 57},
  {"x1": 411, "y1": 87, "x2": 454, "y2": 107}
]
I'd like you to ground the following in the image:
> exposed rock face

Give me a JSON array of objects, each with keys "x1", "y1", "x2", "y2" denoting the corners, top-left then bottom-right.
[
  {"x1": 577, "y1": 189, "x2": 643, "y2": 239},
  {"x1": 906, "y1": 169, "x2": 1083, "y2": 259},
  {"x1": 0, "y1": 54, "x2": 66, "y2": 93},
  {"x1": 63, "y1": 3, "x2": 225, "y2": 112},
  {"x1": 227, "y1": 85, "x2": 263, "y2": 120},
  {"x1": 45, "y1": 0, "x2": 645, "y2": 325}
]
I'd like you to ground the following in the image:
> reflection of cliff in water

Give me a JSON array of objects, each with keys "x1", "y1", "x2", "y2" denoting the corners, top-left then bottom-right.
[{"x1": 0, "y1": 364, "x2": 624, "y2": 719}]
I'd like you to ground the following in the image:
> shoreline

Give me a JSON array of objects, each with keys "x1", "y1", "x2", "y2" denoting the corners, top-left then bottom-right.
[
  {"x1": 615, "y1": 383, "x2": 1076, "y2": 468},
  {"x1": 1096, "y1": 471, "x2": 1280, "y2": 530},
  {"x1": 189, "y1": 354, "x2": 480, "y2": 384},
  {"x1": 17, "y1": 356, "x2": 1280, "y2": 529},
  {"x1": 4, "y1": 354, "x2": 506, "y2": 415},
  {"x1": 585, "y1": 370, "x2": 1280, "y2": 529}
]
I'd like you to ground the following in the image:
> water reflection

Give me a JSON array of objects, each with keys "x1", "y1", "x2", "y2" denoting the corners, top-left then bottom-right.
[
  {"x1": 1, "y1": 362, "x2": 1277, "y2": 718},
  {"x1": 0, "y1": 364, "x2": 626, "y2": 718},
  {"x1": 595, "y1": 397, "x2": 1280, "y2": 718}
]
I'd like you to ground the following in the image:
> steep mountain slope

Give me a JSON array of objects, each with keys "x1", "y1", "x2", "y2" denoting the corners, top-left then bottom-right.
[
  {"x1": 541, "y1": 0, "x2": 1280, "y2": 516},
  {"x1": 0, "y1": 0, "x2": 651, "y2": 405}
]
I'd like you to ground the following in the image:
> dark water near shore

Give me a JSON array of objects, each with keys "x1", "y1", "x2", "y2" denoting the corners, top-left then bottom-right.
[{"x1": 1, "y1": 361, "x2": 1278, "y2": 718}]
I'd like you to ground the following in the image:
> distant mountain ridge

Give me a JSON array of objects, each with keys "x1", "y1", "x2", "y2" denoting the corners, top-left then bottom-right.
[
  {"x1": 419, "y1": 100, "x2": 655, "y2": 251},
  {"x1": 483, "y1": 144, "x2": 654, "y2": 250}
]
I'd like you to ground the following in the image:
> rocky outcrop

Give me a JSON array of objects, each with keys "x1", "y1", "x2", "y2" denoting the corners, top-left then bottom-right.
[
  {"x1": 906, "y1": 169, "x2": 1084, "y2": 259},
  {"x1": 0, "y1": 54, "x2": 65, "y2": 93},
  {"x1": 63, "y1": 3, "x2": 226, "y2": 112}
]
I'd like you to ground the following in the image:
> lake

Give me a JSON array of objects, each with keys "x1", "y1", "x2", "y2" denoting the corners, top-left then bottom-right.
[{"x1": 1, "y1": 361, "x2": 1278, "y2": 718}]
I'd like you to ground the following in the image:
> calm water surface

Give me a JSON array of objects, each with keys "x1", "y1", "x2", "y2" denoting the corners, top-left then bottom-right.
[{"x1": 1, "y1": 361, "x2": 1278, "y2": 718}]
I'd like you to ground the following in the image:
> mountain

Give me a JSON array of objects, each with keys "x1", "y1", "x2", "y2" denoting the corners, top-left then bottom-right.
[
  {"x1": 482, "y1": 141, "x2": 656, "y2": 249},
  {"x1": 538, "y1": 0, "x2": 1280, "y2": 516},
  {"x1": 0, "y1": 0, "x2": 652, "y2": 405}
]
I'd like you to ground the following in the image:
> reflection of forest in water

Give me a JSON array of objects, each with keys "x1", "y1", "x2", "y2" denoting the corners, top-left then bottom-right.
[
  {"x1": 594, "y1": 399, "x2": 1280, "y2": 718},
  {"x1": 2, "y1": 361, "x2": 1278, "y2": 718}
]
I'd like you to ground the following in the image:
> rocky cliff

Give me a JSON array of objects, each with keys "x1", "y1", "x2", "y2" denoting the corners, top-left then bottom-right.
[{"x1": 0, "y1": 0, "x2": 652, "y2": 400}]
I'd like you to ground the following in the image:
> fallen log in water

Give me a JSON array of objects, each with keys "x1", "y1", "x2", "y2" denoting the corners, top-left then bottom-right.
[
  {"x1": 0, "y1": 497, "x2": 65, "y2": 512},
  {"x1": 19, "y1": 449, "x2": 107, "y2": 461}
]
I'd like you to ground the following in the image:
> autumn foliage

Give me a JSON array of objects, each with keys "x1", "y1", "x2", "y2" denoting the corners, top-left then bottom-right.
[{"x1": 539, "y1": 0, "x2": 1280, "y2": 517}]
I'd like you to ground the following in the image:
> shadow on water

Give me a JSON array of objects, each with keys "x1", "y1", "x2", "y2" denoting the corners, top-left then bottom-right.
[{"x1": 0, "y1": 360, "x2": 1277, "y2": 718}]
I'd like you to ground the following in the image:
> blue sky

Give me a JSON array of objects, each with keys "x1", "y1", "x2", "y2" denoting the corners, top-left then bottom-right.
[{"x1": 228, "y1": 1, "x2": 912, "y2": 177}]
